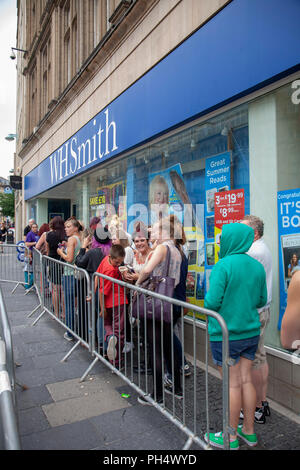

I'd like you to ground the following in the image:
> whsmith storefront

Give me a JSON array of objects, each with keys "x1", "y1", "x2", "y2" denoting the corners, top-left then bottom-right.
[{"x1": 23, "y1": 0, "x2": 300, "y2": 413}]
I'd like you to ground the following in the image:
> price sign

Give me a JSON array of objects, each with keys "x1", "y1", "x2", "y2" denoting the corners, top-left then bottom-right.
[
  {"x1": 215, "y1": 189, "x2": 245, "y2": 228},
  {"x1": 214, "y1": 189, "x2": 245, "y2": 262}
]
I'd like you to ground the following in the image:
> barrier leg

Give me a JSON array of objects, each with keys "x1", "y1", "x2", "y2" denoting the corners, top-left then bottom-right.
[
  {"x1": 60, "y1": 339, "x2": 81, "y2": 363},
  {"x1": 11, "y1": 283, "x2": 21, "y2": 294},
  {"x1": 183, "y1": 436, "x2": 193, "y2": 450},
  {"x1": 31, "y1": 309, "x2": 46, "y2": 326},
  {"x1": 79, "y1": 356, "x2": 99, "y2": 383},
  {"x1": 27, "y1": 303, "x2": 41, "y2": 318}
]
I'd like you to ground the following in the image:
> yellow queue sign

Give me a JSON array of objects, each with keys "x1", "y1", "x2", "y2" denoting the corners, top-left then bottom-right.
[{"x1": 89, "y1": 195, "x2": 106, "y2": 206}]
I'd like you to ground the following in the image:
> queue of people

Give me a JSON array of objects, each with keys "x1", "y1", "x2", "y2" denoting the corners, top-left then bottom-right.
[
  {"x1": 29, "y1": 213, "x2": 190, "y2": 392},
  {"x1": 21, "y1": 211, "x2": 299, "y2": 450}
]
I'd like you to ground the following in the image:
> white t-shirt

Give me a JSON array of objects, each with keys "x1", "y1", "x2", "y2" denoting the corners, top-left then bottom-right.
[
  {"x1": 247, "y1": 237, "x2": 272, "y2": 310},
  {"x1": 124, "y1": 246, "x2": 134, "y2": 266}
]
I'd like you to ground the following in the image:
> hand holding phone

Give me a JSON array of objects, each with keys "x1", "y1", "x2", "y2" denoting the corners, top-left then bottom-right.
[{"x1": 126, "y1": 265, "x2": 135, "y2": 274}]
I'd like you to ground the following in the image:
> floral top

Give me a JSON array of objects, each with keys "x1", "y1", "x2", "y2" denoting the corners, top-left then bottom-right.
[{"x1": 132, "y1": 250, "x2": 153, "y2": 274}]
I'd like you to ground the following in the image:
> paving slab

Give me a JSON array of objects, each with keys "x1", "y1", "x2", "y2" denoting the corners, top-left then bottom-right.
[{"x1": 43, "y1": 375, "x2": 131, "y2": 427}]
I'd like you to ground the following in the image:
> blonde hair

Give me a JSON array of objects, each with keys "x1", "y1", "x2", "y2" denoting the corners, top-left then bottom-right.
[
  {"x1": 108, "y1": 214, "x2": 120, "y2": 232},
  {"x1": 111, "y1": 227, "x2": 130, "y2": 248},
  {"x1": 149, "y1": 175, "x2": 169, "y2": 205}
]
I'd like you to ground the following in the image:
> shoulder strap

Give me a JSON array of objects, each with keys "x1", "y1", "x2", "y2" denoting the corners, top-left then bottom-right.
[{"x1": 162, "y1": 245, "x2": 171, "y2": 277}]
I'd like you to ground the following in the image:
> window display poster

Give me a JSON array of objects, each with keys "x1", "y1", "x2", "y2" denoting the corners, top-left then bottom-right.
[
  {"x1": 148, "y1": 163, "x2": 186, "y2": 225},
  {"x1": 277, "y1": 188, "x2": 300, "y2": 329},
  {"x1": 204, "y1": 152, "x2": 231, "y2": 290},
  {"x1": 214, "y1": 189, "x2": 245, "y2": 263},
  {"x1": 89, "y1": 181, "x2": 126, "y2": 230}
]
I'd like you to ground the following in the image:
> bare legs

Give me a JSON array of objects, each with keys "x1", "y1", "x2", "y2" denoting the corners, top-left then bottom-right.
[
  {"x1": 252, "y1": 361, "x2": 269, "y2": 407},
  {"x1": 219, "y1": 357, "x2": 256, "y2": 438}
]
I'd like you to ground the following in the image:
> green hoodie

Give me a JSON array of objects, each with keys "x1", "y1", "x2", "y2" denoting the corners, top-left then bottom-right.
[{"x1": 204, "y1": 223, "x2": 267, "y2": 342}]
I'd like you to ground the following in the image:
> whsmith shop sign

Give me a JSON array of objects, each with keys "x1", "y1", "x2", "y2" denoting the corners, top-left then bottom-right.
[{"x1": 24, "y1": 0, "x2": 300, "y2": 200}]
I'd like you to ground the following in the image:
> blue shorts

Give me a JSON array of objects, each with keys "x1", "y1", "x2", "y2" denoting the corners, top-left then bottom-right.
[{"x1": 210, "y1": 335, "x2": 260, "y2": 367}]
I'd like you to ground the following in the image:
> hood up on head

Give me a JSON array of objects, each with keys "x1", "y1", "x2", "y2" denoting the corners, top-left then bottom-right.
[{"x1": 219, "y1": 223, "x2": 254, "y2": 259}]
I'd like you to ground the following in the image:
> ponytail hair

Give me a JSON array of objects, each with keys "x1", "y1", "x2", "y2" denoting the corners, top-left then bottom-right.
[
  {"x1": 158, "y1": 214, "x2": 186, "y2": 245},
  {"x1": 66, "y1": 216, "x2": 84, "y2": 232}
]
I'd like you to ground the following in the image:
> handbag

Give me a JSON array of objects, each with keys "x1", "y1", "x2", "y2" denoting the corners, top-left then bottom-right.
[{"x1": 131, "y1": 245, "x2": 175, "y2": 323}]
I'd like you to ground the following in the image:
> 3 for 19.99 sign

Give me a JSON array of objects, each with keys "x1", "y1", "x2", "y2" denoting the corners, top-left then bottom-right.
[{"x1": 214, "y1": 189, "x2": 245, "y2": 263}]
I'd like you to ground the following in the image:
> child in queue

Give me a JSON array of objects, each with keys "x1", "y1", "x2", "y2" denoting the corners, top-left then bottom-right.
[{"x1": 96, "y1": 244, "x2": 128, "y2": 369}]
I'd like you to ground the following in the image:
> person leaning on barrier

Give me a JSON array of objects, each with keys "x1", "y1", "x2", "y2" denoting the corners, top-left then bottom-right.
[
  {"x1": 95, "y1": 244, "x2": 128, "y2": 369},
  {"x1": 281, "y1": 269, "x2": 300, "y2": 351},
  {"x1": 75, "y1": 226, "x2": 111, "y2": 346},
  {"x1": 57, "y1": 217, "x2": 82, "y2": 342},
  {"x1": 204, "y1": 223, "x2": 267, "y2": 450},
  {"x1": 136, "y1": 214, "x2": 183, "y2": 406}
]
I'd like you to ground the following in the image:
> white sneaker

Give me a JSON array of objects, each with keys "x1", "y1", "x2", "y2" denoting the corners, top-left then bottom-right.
[
  {"x1": 122, "y1": 341, "x2": 134, "y2": 353},
  {"x1": 107, "y1": 335, "x2": 117, "y2": 362},
  {"x1": 64, "y1": 332, "x2": 74, "y2": 342}
]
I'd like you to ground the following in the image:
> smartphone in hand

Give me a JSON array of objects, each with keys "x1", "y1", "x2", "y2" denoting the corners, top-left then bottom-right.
[{"x1": 126, "y1": 265, "x2": 135, "y2": 274}]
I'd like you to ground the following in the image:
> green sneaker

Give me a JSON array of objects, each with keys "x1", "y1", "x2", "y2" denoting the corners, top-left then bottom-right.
[
  {"x1": 205, "y1": 431, "x2": 239, "y2": 450},
  {"x1": 237, "y1": 424, "x2": 258, "y2": 447}
]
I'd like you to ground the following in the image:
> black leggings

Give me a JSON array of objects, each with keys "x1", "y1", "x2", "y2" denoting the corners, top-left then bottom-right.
[{"x1": 146, "y1": 317, "x2": 181, "y2": 399}]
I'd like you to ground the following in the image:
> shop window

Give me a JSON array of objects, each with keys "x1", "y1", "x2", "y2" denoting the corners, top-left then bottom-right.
[{"x1": 248, "y1": 81, "x2": 300, "y2": 353}]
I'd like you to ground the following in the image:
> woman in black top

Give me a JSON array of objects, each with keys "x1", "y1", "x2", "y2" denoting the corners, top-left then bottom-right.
[
  {"x1": 75, "y1": 227, "x2": 111, "y2": 347},
  {"x1": 46, "y1": 216, "x2": 66, "y2": 318}
]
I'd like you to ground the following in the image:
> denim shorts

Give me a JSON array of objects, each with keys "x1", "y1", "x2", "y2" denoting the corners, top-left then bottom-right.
[{"x1": 210, "y1": 335, "x2": 260, "y2": 367}]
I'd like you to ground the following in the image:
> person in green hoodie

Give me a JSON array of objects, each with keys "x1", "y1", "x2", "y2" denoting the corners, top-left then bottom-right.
[{"x1": 204, "y1": 223, "x2": 267, "y2": 450}]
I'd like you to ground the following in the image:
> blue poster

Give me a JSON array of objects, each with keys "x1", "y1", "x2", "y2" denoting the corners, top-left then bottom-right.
[
  {"x1": 277, "y1": 188, "x2": 300, "y2": 329},
  {"x1": 204, "y1": 152, "x2": 231, "y2": 291}
]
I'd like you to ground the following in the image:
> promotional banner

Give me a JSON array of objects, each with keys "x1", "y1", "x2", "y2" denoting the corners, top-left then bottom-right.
[
  {"x1": 204, "y1": 152, "x2": 231, "y2": 292},
  {"x1": 89, "y1": 181, "x2": 126, "y2": 229},
  {"x1": 214, "y1": 189, "x2": 245, "y2": 263},
  {"x1": 277, "y1": 188, "x2": 300, "y2": 329}
]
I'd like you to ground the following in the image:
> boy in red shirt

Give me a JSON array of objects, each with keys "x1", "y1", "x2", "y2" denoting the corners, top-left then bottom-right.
[{"x1": 96, "y1": 244, "x2": 128, "y2": 368}]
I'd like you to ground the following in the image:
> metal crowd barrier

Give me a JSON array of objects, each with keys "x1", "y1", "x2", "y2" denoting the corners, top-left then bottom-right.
[
  {"x1": 33, "y1": 256, "x2": 92, "y2": 360},
  {"x1": 0, "y1": 285, "x2": 21, "y2": 450},
  {"x1": 82, "y1": 272, "x2": 230, "y2": 451},
  {"x1": 0, "y1": 244, "x2": 29, "y2": 292},
  {"x1": 8, "y1": 251, "x2": 230, "y2": 451}
]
